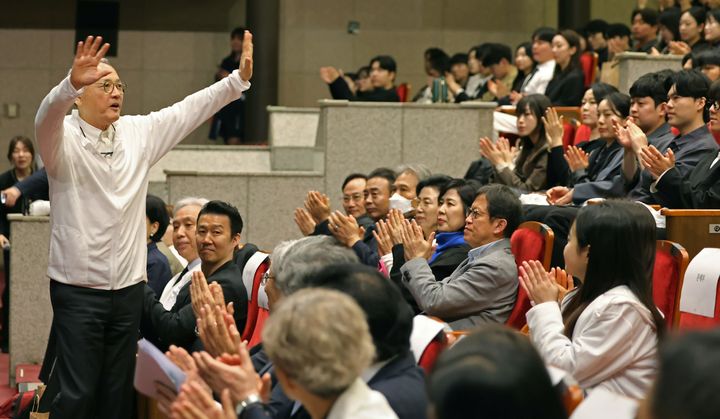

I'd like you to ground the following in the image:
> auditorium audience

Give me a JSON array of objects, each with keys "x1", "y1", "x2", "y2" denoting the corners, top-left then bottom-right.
[
  {"x1": 480, "y1": 94, "x2": 551, "y2": 192},
  {"x1": 584, "y1": 19, "x2": 609, "y2": 68},
  {"x1": 452, "y1": 44, "x2": 492, "y2": 102},
  {"x1": 672, "y1": 6, "x2": 710, "y2": 54},
  {"x1": 546, "y1": 30, "x2": 585, "y2": 106},
  {"x1": 600, "y1": 23, "x2": 631, "y2": 86},
  {"x1": 428, "y1": 325, "x2": 567, "y2": 419},
  {"x1": 480, "y1": 43, "x2": 518, "y2": 102},
  {"x1": 656, "y1": 7, "x2": 682, "y2": 53},
  {"x1": 446, "y1": 53, "x2": 470, "y2": 93},
  {"x1": 141, "y1": 200, "x2": 248, "y2": 352},
  {"x1": 322, "y1": 55, "x2": 400, "y2": 102},
  {"x1": 0, "y1": 135, "x2": 35, "y2": 351},
  {"x1": 632, "y1": 8, "x2": 660, "y2": 52},
  {"x1": 705, "y1": 7, "x2": 720, "y2": 47},
  {"x1": 694, "y1": 48, "x2": 720, "y2": 81},
  {"x1": 511, "y1": 42, "x2": 537, "y2": 94},
  {"x1": 157, "y1": 197, "x2": 207, "y2": 311},
  {"x1": 399, "y1": 184, "x2": 520, "y2": 329},
  {"x1": 145, "y1": 194, "x2": 173, "y2": 297},
  {"x1": 393, "y1": 163, "x2": 431, "y2": 203},
  {"x1": 414, "y1": 48, "x2": 450, "y2": 103},
  {"x1": 522, "y1": 201, "x2": 664, "y2": 398}
]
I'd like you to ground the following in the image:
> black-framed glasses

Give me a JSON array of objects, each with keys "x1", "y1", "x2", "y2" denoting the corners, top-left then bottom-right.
[
  {"x1": 97, "y1": 80, "x2": 127, "y2": 94},
  {"x1": 467, "y1": 207, "x2": 487, "y2": 220}
]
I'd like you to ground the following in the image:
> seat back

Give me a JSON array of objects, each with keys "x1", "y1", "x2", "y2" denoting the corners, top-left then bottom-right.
[
  {"x1": 580, "y1": 51, "x2": 598, "y2": 88},
  {"x1": 506, "y1": 221, "x2": 555, "y2": 329},
  {"x1": 418, "y1": 334, "x2": 448, "y2": 373},
  {"x1": 678, "y1": 249, "x2": 720, "y2": 330},
  {"x1": 240, "y1": 252, "x2": 270, "y2": 341},
  {"x1": 562, "y1": 120, "x2": 578, "y2": 151},
  {"x1": 396, "y1": 83, "x2": 411, "y2": 102},
  {"x1": 248, "y1": 281, "x2": 271, "y2": 348},
  {"x1": 653, "y1": 241, "x2": 689, "y2": 328}
]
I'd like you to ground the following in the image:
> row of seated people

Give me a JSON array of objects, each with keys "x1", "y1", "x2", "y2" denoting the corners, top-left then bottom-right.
[
  {"x1": 318, "y1": 5, "x2": 720, "y2": 107},
  {"x1": 135, "y1": 194, "x2": 719, "y2": 418}
]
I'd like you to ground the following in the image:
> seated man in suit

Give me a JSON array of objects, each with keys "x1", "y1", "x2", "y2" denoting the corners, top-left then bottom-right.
[
  {"x1": 400, "y1": 184, "x2": 521, "y2": 330},
  {"x1": 141, "y1": 200, "x2": 248, "y2": 352}
]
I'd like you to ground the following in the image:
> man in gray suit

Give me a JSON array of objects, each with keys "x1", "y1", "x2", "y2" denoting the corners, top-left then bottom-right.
[{"x1": 400, "y1": 184, "x2": 521, "y2": 330}]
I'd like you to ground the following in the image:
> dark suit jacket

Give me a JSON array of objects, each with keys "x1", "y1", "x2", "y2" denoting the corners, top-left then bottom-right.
[
  {"x1": 313, "y1": 216, "x2": 378, "y2": 267},
  {"x1": 653, "y1": 151, "x2": 720, "y2": 208},
  {"x1": 15, "y1": 167, "x2": 49, "y2": 201},
  {"x1": 140, "y1": 260, "x2": 248, "y2": 352},
  {"x1": 545, "y1": 67, "x2": 585, "y2": 106},
  {"x1": 328, "y1": 78, "x2": 400, "y2": 102}
]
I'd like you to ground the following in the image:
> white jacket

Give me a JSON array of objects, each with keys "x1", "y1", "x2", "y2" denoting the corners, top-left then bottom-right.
[{"x1": 526, "y1": 285, "x2": 658, "y2": 399}]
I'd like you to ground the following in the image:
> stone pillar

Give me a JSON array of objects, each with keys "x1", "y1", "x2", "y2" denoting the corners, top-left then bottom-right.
[{"x1": 245, "y1": 0, "x2": 279, "y2": 144}]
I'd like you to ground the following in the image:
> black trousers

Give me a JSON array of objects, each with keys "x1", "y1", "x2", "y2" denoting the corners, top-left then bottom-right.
[{"x1": 49, "y1": 280, "x2": 143, "y2": 419}]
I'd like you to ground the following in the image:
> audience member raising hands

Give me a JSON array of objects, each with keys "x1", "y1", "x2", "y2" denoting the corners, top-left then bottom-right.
[{"x1": 521, "y1": 201, "x2": 665, "y2": 398}]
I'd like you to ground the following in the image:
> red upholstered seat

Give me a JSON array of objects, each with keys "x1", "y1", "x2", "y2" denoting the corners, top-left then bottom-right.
[
  {"x1": 506, "y1": 222, "x2": 555, "y2": 329},
  {"x1": 573, "y1": 124, "x2": 592, "y2": 145},
  {"x1": 678, "y1": 250, "x2": 720, "y2": 330},
  {"x1": 562, "y1": 121, "x2": 579, "y2": 152},
  {"x1": 652, "y1": 241, "x2": 688, "y2": 328},
  {"x1": 396, "y1": 83, "x2": 410, "y2": 102},
  {"x1": 240, "y1": 253, "x2": 271, "y2": 341},
  {"x1": 418, "y1": 333, "x2": 448, "y2": 373},
  {"x1": 580, "y1": 52, "x2": 598, "y2": 88}
]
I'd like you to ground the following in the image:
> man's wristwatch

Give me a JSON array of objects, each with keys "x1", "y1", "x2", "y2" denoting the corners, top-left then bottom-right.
[{"x1": 235, "y1": 393, "x2": 262, "y2": 415}]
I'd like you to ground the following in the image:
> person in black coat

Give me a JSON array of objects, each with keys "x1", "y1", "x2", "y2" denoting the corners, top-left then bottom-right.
[
  {"x1": 545, "y1": 30, "x2": 586, "y2": 106},
  {"x1": 648, "y1": 149, "x2": 720, "y2": 208},
  {"x1": 141, "y1": 201, "x2": 248, "y2": 352},
  {"x1": 145, "y1": 194, "x2": 172, "y2": 297},
  {"x1": 321, "y1": 55, "x2": 400, "y2": 102}
]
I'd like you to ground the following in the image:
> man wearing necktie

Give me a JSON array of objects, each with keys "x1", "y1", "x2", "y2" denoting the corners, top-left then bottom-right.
[{"x1": 34, "y1": 33, "x2": 253, "y2": 418}]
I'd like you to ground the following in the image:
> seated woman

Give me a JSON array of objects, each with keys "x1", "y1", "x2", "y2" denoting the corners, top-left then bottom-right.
[
  {"x1": 545, "y1": 92, "x2": 630, "y2": 205},
  {"x1": 669, "y1": 7, "x2": 710, "y2": 55},
  {"x1": 521, "y1": 201, "x2": 664, "y2": 399},
  {"x1": 387, "y1": 178, "x2": 474, "y2": 313},
  {"x1": 264, "y1": 288, "x2": 398, "y2": 419},
  {"x1": 480, "y1": 94, "x2": 551, "y2": 192},
  {"x1": 545, "y1": 82, "x2": 618, "y2": 186},
  {"x1": 146, "y1": 194, "x2": 172, "y2": 297},
  {"x1": 545, "y1": 30, "x2": 585, "y2": 106},
  {"x1": 428, "y1": 325, "x2": 567, "y2": 419}
]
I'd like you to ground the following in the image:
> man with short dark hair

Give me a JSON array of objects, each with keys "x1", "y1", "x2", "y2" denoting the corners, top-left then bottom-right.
[
  {"x1": 521, "y1": 27, "x2": 556, "y2": 95},
  {"x1": 322, "y1": 55, "x2": 400, "y2": 102},
  {"x1": 631, "y1": 9, "x2": 660, "y2": 53},
  {"x1": 448, "y1": 53, "x2": 470, "y2": 88},
  {"x1": 585, "y1": 19, "x2": 609, "y2": 67},
  {"x1": 141, "y1": 200, "x2": 248, "y2": 352},
  {"x1": 695, "y1": 49, "x2": 720, "y2": 82},
  {"x1": 399, "y1": 184, "x2": 520, "y2": 329},
  {"x1": 480, "y1": 43, "x2": 517, "y2": 102}
]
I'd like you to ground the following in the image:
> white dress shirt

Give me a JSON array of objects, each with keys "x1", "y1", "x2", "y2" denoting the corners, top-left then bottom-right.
[
  {"x1": 35, "y1": 71, "x2": 250, "y2": 290},
  {"x1": 159, "y1": 257, "x2": 201, "y2": 310},
  {"x1": 326, "y1": 378, "x2": 398, "y2": 419},
  {"x1": 521, "y1": 59, "x2": 556, "y2": 95},
  {"x1": 526, "y1": 285, "x2": 658, "y2": 399}
]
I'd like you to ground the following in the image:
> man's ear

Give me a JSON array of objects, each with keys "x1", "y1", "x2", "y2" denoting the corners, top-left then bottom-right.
[{"x1": 493, "y1": 218, "x2": 508, "y2": 237}]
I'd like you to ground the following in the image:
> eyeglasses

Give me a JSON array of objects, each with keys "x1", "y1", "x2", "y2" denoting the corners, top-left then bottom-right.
[
  {"x1": 96, "y1": 80, "x2": 127, "y2": 94},
  {"x1": 467, "y1": 207, "x2": 487, "y2": 220}
]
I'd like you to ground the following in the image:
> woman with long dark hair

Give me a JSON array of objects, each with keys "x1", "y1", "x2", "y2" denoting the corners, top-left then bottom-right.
[
  {"x1": 545, "y1": 30, "x2": 585, "y2": 106},
  {"x1": 479, "y1": 94, "x2": 551, "y2": 192},
  {"x1": 521, "y1": 201, "x2": 665, "y2": 398}
]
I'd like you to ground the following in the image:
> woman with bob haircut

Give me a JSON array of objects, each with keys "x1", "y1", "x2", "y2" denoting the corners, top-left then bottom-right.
[
  {"x1": 521, "y1": 201, "x2": 665, "y2": 398},
  {"x1": 479, "y1": 94, "x2": 552, "y2": 192}
]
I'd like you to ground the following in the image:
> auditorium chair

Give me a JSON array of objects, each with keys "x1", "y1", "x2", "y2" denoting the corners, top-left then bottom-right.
[
  {"x1": 248, "y1": 278, "x2": 271, "y2": 348},
  {"x1": 241, "y1": 252, "x2": 271, "y2": 341},
  {"x1": 410, "y1": 315, "x2": 448, "y2": 373},
  {"x1": 396, "y1": 83, "x2": 411, "y2": 102},
  {"x1": 506, "y1": 221, "x2": 555, "y2": 330},
  {"x1": 653, "y1": 240, "x2": 689, "y2": 328},
  {"x1": 580, "y1": 51, "x2": 599, "y2": 88},
  {"x1": 677, "y1": 249, "x2": 720, "y2": 330},
  {"x1": 661, "y1": 209, "x2": 720, "y2": 260}
]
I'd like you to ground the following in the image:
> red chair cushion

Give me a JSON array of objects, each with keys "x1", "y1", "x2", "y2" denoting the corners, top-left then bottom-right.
[
  {"x1": 507, "y1": 228, "x2": 546, "y2": 329},
  {"x1": 248, "y1": 308, "x2": 270, "y2": 349},
  {"x1": 653, "y1": 249, "x2": 680, "y2": 327},
  {"x1": 573, "y1": 124, "x2": 592, "y2": 145},
  {"x1": 418, "y1": 336, "x2": 447, "y2": 373},
  {"x1": 396, "y1": 84, "x2": 409, "y2": 102},
  {"x1": 678, "y1": 281, "x2": 720, "y2": 330},
  {"x1": 562, "y1": 121, "x2": 577, "y2": 152},
  {"x1": 580, "y1": 52, "x2": 596, "y2": 88}
]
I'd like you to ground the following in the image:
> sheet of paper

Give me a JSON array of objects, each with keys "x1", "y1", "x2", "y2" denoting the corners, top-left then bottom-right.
[
  {"x1": 134, "y1": 338, "x2": 187, "y2": 398},
  {"x1": 570, "y1": 388, "x2": 638, "y2": 419},
  {"x1": 520, "y1": 193, "x2": 550, "y2": 206},
  {"x1": 409, "y1": 315, "x2": 445, "y2": 362},
  {"x1": 679, "y1": 248, "x2": 720, "y2": 317}
]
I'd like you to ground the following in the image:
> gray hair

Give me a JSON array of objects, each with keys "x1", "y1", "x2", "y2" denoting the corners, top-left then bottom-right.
[
  {"x1": 173, "y1": 197, "x2": 209, "y2": 217},
  {"x1": 271, "y1": 235, "x2": 358, "y2": 295},
  {"x1": 395, "y1": 163, "x2": 432, "y2": 181},
  {"x1": 263, "y1": 288, "x2": 374, "y2": 398}
]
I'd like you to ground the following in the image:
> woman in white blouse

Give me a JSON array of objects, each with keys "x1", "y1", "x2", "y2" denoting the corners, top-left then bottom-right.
[{"x1": 520, "y1": 201, "x2": 665, "y2": 399}]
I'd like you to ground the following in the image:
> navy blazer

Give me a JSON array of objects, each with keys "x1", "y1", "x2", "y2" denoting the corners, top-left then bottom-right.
[{"x1": 653, "y1": 150, "x2": 720, "y2": 208}]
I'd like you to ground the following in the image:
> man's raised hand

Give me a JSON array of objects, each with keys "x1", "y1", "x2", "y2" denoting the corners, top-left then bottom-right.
[
  {"x1": 70, "y1": 36, "x2": 112, "y2": 91},
  {"x1": 239, "y1": 31, "x2": 254, "y2": 82}
]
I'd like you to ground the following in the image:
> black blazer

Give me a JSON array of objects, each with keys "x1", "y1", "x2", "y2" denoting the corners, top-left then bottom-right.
[
  {"x1": 140, "y1": 260, "x2": 248, "y2": 352},
  {"x1": 653, "y1": 151, "x2": 720, "y2": 209},
  {"x1": 545, "y1": 67, "x2": 585, "y2": 106},
  {"x1": 328, "y1": 78, "x2": 400, "y2": 102}
]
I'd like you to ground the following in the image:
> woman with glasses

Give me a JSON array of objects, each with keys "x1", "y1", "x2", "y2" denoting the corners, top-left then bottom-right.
[
  {"x1": 0, "y1": 135, "x2": 35, "y2": 351},
  {"x1": 384, "y1": 177, "x2": 474, "y2": 314}
]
